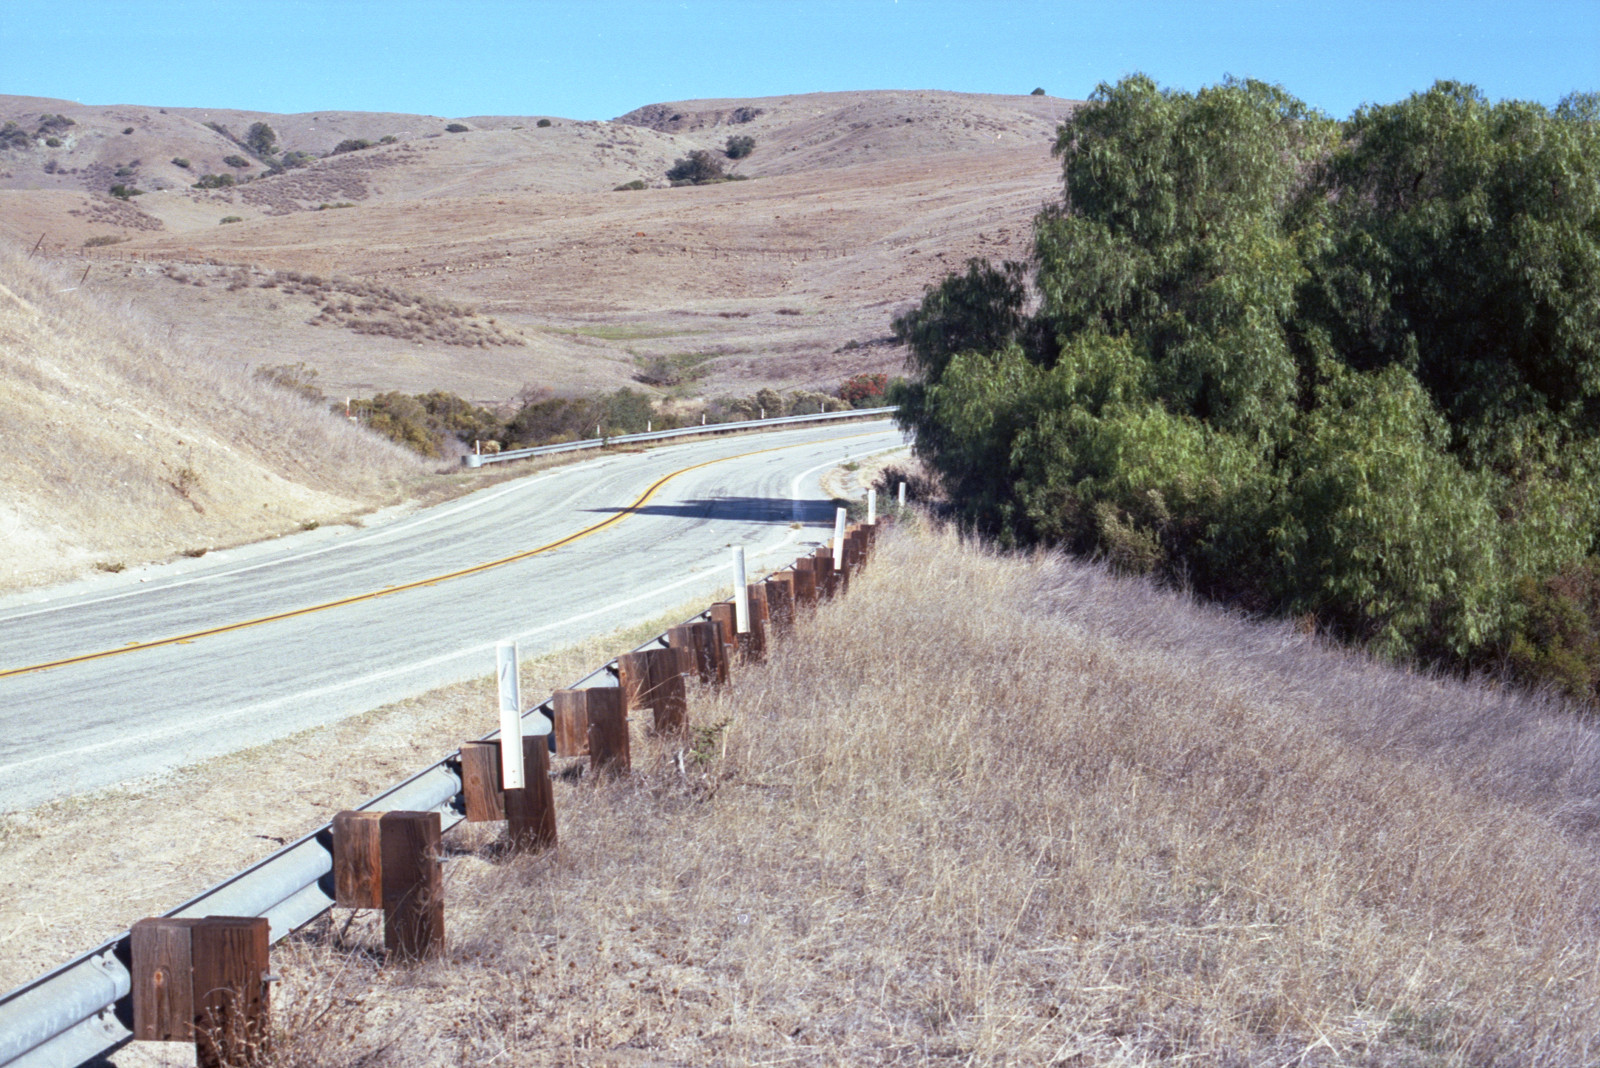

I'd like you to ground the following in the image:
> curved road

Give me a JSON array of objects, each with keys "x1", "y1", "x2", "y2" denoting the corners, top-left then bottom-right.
[{"x1": 0, "y1": 420, "x2": 905, "y2": 811}]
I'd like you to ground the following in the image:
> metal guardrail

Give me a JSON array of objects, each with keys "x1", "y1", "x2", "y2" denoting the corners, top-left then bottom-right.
[
  {"x1": 0, "y1": 554, "x2": 821, "y2": 1066},
  {"x1": 461, "y1": 406, "x2": 898, "y2": 467}
]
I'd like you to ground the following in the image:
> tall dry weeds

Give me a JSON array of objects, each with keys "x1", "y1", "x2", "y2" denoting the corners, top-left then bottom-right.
[
  {"x1": 205, "y1": 524, "x2": 1600, "y2": 1068},
  {"x1": 0, "y1": 247, "x2": 426, "y2": 588}
]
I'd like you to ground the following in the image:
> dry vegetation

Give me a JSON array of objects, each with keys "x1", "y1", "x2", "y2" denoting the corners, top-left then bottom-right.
[
  {"x1": 0, "y1": 249, "x2": 425, "y2": 589},
  {"x1": 114, "y1": 524, "x2": 1600, "y2": 1067}
]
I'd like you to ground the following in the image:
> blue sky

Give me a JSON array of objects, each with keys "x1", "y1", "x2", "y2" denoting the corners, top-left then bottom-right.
[{"x1": 6, "y1": 1, "x2": 1597, "y2": 120}]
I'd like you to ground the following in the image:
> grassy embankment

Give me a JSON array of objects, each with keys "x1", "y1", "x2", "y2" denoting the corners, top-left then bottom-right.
[
  {"x1": 242, "y1": 523, "x2": 1600, "y2": 1067},
  {"x1": 0, "y1": 249, "x2": 425, "y2": 591}
]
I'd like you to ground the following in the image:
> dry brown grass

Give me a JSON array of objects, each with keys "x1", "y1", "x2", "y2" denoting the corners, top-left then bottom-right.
[
  {"x1": 148, "y1": 522, "x2": 1600, "y2": 1068},
  {"x1": 0, "y1": 248, "x2": 427, "y2": 589}
]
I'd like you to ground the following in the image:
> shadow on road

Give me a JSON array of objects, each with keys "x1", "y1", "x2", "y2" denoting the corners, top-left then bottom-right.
[{"x1": 590, "y1": 496, "x2": 836, "y2": 525}]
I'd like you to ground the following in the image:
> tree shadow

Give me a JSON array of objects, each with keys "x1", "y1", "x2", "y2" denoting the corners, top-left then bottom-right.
[{"x1": 591, "y1": 496, "x2": 835, "y2": 525}]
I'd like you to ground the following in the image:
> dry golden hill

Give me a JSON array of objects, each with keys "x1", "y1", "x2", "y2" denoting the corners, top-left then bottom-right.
[
  {"x1": 0, "y1": 250, "x2": 423, "y2": 590},
  {"x1": 0, "y1": 91, "x2": 1075, "y2": 405}
]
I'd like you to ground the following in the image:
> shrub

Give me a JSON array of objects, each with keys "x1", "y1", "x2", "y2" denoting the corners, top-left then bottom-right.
[
  {"x1": 255, "y1": 362, "x2": 325, "y2": 402},
  {"x1": 278, "y1": 150, "x2": 315, "y2": 169},
  {"x1": 724, "y1": 134, "x2": 755, "y2": 159},
  {"x1": 331, "y1": 139, "x2": 372, "y2": 154},
  {"x1": 839, "y1": 373, "x2": 889, "y2": 407},
  {"x1": 114, "y1": 165, "x2": 136, "y2": 177},
  {"x1": 444, "y1": 123, "x2": 469, "y2": 133},
  {"x1": 192, "y1": 173, "x2": 235, "y2": 189},
  {"x1": 666, "y1": 150, "x2": 724, "y2": 185},
  {"x1": 108, "y1": 183, "x2": 143, "y2": 199},
  {"x1": 122, "y1": 127, "x2": 133, "y2": 135},
  {"x1": 44, "y1": 137, "x2": 61, "y2": 148},
  {"x1": 1031, "y1": 87, "x2": 1046, "y2": 96},
  {"x1": 613, "y1": 179, "x2": 647, "y2": 191},
  {"x1": 0, "y1": 122, "x2": 30, "y2": 149},
  {"x1": 219, "y1": 216, "x2": 242, "y2": 224},
  {"x1": 378, "y1": 135, "x2": 397, "y2": 144},
  {"x1": 222, "y1": 154, "x2": 251, "y2": 169},
  {"x1": 536, "y1": 118, "x2": 552, "y2": 127},
  {"x1": 171, "y1": 157, "x2": 191, "y2": 169},
  {"x1": 245, "y1": 121, "x2": 277, "y2": 157},
  {"x1": 36, "y1": 113, "x2": 74, "y2": 133},
  {"x1": 82, "y1": 235, "x2": 125, "y2": 247}
]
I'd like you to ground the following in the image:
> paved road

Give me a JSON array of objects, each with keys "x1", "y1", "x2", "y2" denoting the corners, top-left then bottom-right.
[{"x1": 0, "y1": 420, "x2": 905, "y2": 811}]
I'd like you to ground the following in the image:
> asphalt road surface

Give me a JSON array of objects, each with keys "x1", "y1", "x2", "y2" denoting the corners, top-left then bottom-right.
[{"x1": 0, "y1": 420, "x2": 905, "y2": 811}]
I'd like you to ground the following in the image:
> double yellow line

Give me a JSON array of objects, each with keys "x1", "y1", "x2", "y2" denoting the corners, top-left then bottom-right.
[{"x1": 1, "y1": 434, "x2": 857, "y2": 680}]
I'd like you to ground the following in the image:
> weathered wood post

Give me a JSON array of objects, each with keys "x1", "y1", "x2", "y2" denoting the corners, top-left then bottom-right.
[
  {"x1": 461, "y1": 738, "x2": 556, "y2": 850},
  {"x1": 741, "y1": 582, "x2": 769, "y2": 661},
  {"x1": 791, "y1": 559, "x2": 817, "y2": 610},
  {"x1": 812, "y1": 547, "x2": 835, "y2": 599},
  {"x1": 668, "y1": 621, "x2": 723, "y2": 684},
  {"x1": 332, "y1": 810, "x2": 445, "y2": 961},
  {"x1": 585, "y1": 687, "x2": 630, "y2": 775},
  {"x1": 708, "y1": 603, "x2": 738, "y2": 669},
  {"x1": 765, "y1": 572, "x2": 796, "y2": 636},
  {"x1": 550, "y1": 688, "x2": 590, "y2": 757},
  {"x1": 618, "y1": 648, "x2": 689, "y2": 733},
  {"x1": 131, "y1": 916, "x2": 272, "y2": 1068}
]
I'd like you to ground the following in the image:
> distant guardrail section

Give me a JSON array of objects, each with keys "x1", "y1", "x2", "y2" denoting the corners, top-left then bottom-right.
[{"x1": 461, "y1": 406, "x2": 899, "y2": 467}]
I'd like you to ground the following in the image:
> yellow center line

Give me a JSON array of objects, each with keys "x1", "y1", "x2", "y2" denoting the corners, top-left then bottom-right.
[{"x1": 1, "y1": 432, "x2": 881, "y2": 680}]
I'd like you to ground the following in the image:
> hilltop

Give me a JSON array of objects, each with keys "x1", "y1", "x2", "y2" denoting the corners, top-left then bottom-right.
[{"x1": 0, "y1": 90, "x2": 1074, "y2": 404}]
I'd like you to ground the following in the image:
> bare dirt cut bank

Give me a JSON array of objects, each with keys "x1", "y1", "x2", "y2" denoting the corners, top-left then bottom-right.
[
  {"x1": 0, "y1": 248, "x2": 427, "y2": 590},
  {"x1": 155, "y1": 524, "x2": 1600, "y2": 1067}
]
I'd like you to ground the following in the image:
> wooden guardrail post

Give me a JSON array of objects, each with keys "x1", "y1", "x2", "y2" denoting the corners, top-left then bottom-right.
[
  {"x1": 791, "y1": 559, "x2": 817, "y2": 610},
  {"x1": 550, "y1": 689, "x2": 590, "y2": 758},
  {"x1": 585, "y1": 687, "x2": 630, "y2": 775},
  {"x1": 459, "y1": 739, "x2": 556, "y2": 851},
  {"x1": 812, "y1": 547, "x2": 835, "y2": 599},
  {"x1": 332, "y1": 810, "x2": 445, "y2": 961},
  {"x1": 741, "y1": 582, "x2": 769, "y2": 661},
  {"x1": 668, "y1": 621, "x2": 723, "y2": 684},
  {"x1": 132, "y1": 916, "x2": 271, "y2": 1067},
  {"x1": 707, "y1": 603, "x2": 738, "y2": 670},
  {"x1": 618, "y1": 648, "x2": 689, "y2": 733},
  {"x1": 765, "y1": 572, "x2": 795, "y2": 636}
]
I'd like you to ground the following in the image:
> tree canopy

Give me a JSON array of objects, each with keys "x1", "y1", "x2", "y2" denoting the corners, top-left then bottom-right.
[{"x1": 896, "y1": 76, "x2": 1600, "y2": 691}]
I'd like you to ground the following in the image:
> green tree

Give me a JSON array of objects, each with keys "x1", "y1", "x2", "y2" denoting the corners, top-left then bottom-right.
[
  {"x1": 725, "y1": 134, "x2": 755, "y2": 159},
  {"x1": 666, "y1": 150, "x2": 725, "y2": 185},
  {"x1": 245, "y1": 121, "x2": 278, "y2": 157}
]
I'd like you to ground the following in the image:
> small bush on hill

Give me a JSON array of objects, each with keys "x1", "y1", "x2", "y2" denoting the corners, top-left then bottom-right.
[
  {"x1": 536, "y1": 118, "x2": 552, "y2": 128},
  {"x1": 278, "y1": 150, "x2": 315, "y2": 169},
  {"x1": 220, "y1": 216, "x2": 242, "y2": 224},
  {"x1": 613, "y1": 179, "x2": 647, "y2": 191},
  {"x1": 82, "y1": 235, "x2": 125, "y2": 247},
  {"x1": 245, "y1": 121, "x2": 277, "y2": 157},
  {"x1": 121, "y1": 127, "x2": 133, "y2": 135},
  {"x1": 724, "y1": 134, "x2": 755, "y2": 159},
  {"x1": 666, "y1": 150, "x2": 724, "y2": 185},
  {"x1": 445, "y1": 123, "x2": 469, "y2": 133},
  {"x1": 1031, "y1": 87, "x2": 1046, "y2": 95},
  {"x1": 108, "y1": 184, "x2": 142, "y2": 199},
  {"x1": 0, "y1": 122, "x2": 31, "y2": 150},
  {"x1": 193, "y1": 173, "x2": 234, "y2": 189},
  {"x1": 378, "y1": 135, "x2": 397, "y2": 144},
  {"x1": 331, "y1": 139, "x2": 372, "y2": 154},
  {"x1": 44, "y1": 137, "x2": 61, "y2": 148},
  {"x1": 36, "y1": 113, "x2": 74, "y2": 133},
  {"x1": 222, "y1": 154, "x2": 251, "y2": 169},
  {"x1": 255, "y1": 362, "x2": 325, "y2": 403},
  {"x1": 171, "y1": 157, "x2": 191, "y2": 169}
]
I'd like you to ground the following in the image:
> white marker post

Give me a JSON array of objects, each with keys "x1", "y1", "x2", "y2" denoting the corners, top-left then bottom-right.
[
  {"x1": 833, "y1": 507, "x2": 847, "y2": 570},
  {"x1": 867, "y1": 488, "x2": 877, "y2": 526},
  {"x1": 496, "y1": 640, "x2": 525, "y2": 790},
  {"x1": 732, "y1": 546, "x2": 750, "y2": 633},
  {"x1": 898, "y1": 481, "x2": 907, "y2": 508}
]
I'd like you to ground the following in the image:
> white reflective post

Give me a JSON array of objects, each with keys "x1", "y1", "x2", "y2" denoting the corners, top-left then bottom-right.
[
  {"x1": 833, "y1": 507, "x2": 847, "y2": 570},
  {"x1": 867, "y1": 488, "x2": 877, "y2": 525},
  {"x1": 496, "y1": 640, "x2": 525, "y2": 790},
  {"x1": 732, "y1": 546, "x2": 750, "y2": 633},
  {"x1": 898, "y1": 481, "x2": 906, "y2": 508}
]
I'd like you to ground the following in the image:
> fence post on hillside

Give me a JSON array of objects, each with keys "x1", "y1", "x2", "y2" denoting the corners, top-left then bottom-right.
[
  {"x1": 741, "y1": 582, "x2": 769, "y2": 661},
  {"x1": 669, "y1": 621, "x2": 724, "y2": 685},
  {"x1": 551, "y1": 689, "x2": 590, "y2": 757},
  {"x1": 708, "y1": 603, "x2": 738, "y2": 671},
  {"x1": 618, "y1": 648, "x2": 689, "y2": 733},
  {"x1": 505, "y1": 736, "x2": 556, "y2": 852},
  {"x1": 585, "y1": 687, "x2": 630, "y2": 775},
  {"x1": 765, "y1": 572, "x2": 795, "y2": 636},
  {"x1": 380, "y1": 811, "x2": 445, "y2": 961},
  {"x1": 791, "y1": 559, "x2": 817, "y2": 610},
  {"x1": 459, "y1": 741, "x2": 507, "y2": 822},
  {"x1": 132, "y1": 916, "x2": 272, "y2": 1067},
  {"x1": 812, "y1": 547, "x2": 835, "y2": 600}
]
